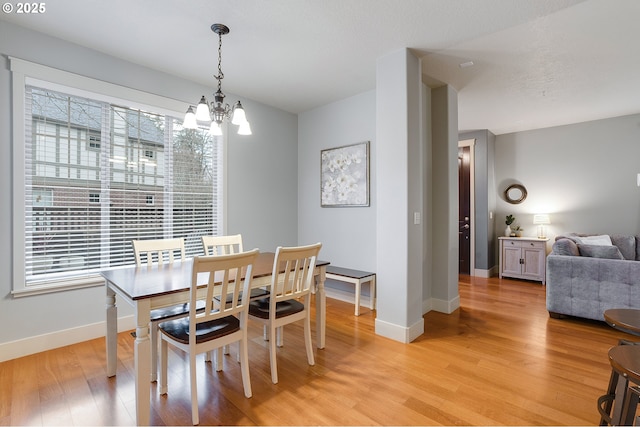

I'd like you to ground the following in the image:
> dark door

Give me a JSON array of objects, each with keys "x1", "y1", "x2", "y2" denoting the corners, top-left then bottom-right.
[{"x1": 458, "y1": 146, "x2": 471, "y2": 274}]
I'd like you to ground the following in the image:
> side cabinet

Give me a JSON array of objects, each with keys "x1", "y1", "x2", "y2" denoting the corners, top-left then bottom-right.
[{"x1": 499, "y1": 237, "x2": 549, "y2": 284}]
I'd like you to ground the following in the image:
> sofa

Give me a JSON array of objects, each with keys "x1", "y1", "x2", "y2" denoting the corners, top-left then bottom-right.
[{"x1": 546, "y1": 233, "x2": 640, "y2": 321}]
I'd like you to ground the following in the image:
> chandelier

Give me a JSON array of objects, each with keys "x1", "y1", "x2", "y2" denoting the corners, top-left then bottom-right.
[{"x1": 183, "y1": 23, "x2": 251, "y2": 135}]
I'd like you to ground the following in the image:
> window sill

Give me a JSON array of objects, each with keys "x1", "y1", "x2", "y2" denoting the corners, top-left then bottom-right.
[{"x1": 12, "y1": 276, "x2": 105, "y2": 298}]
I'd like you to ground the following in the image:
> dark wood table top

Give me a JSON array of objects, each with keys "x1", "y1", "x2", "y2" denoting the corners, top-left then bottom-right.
[
  {"x1": 604, "y1": 308, "x2": 640, "y2": 336},
  {"x1": 608, "y1": 345, "x2": 640, "y2": 382},
  {"x1": 101, "y1": 251, "x2": 329, "y2": 301}
]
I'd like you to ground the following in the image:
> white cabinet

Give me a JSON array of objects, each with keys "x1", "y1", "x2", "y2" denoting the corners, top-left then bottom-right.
[{"x1": 499, "y1": 237, "x2": 548, "y2": 284}]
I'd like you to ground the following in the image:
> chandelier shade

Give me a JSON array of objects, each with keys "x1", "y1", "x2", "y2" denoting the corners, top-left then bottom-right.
[{"x1": 183, "y1": 23, "x2": 251, "y2": 135}]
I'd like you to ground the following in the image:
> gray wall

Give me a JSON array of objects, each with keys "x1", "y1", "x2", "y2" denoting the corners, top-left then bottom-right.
[
  {"x1": 494, "y1": 113, "x2": 640, "y2": 259},
  {"x1": 0, "y1": 21, "x2": 298, "y2": 348},
  {"x1": 297, "y1": 90, "x2": 376, "y2": 272}
]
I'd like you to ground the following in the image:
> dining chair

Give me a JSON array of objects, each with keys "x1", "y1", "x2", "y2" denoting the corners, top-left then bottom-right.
[
  {"x1": 248, "y1": 242, "x2": 322, "y2": 384},
  {"x1": 202, "y1": 234, "x2": 268, "y2": 358},
  {"x1": 201, "y1": 234, "x2": 243, "y2": 255},
  {"x1": 131, "y1": 237, "x2": 203, "y2": 382},
  {"x1": 158, "y1": 249, "x2": 259, "y2": 426}
]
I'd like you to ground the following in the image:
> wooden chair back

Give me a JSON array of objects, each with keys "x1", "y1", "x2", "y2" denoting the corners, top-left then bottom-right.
[
  {"x1": 201, "y1": 234, "x2": 244, "y2": 256},
  {"x1": 270, "y1": 242, "x2": 322, "y2": 305},
  {"x1": 132, "y1": 238, "x2": 185, "y2": 266},
  {"x1": 190, "y1": 249, "x2": 260, "y2": 330}
]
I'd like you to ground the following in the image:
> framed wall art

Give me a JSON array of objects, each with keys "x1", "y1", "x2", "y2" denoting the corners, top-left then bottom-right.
[{"x1": 321, "y1": 141, "x2": 370, "y2": 207}]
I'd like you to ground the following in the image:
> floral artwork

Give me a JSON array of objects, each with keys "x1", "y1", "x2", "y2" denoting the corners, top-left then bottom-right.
[{"x1": 321, "y1": 142, "x2": 369, "y2": 207}]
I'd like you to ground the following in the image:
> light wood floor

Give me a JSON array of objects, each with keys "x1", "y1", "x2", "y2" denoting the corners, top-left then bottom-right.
[{"x1": 0, "y1": 275, "x2": 633, "y2": 426}]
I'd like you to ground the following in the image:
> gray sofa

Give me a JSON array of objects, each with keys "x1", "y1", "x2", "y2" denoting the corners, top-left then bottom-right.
[{"x1": 546, "y1": 233, "x2": 640, "y2": 321}]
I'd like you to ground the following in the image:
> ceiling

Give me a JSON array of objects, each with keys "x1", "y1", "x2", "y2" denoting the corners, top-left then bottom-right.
[{"x1": 2, "y1": 0, "x2": 639, "y2": 135}]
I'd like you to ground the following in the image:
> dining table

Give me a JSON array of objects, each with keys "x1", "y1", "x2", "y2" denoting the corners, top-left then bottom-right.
[
  {"x1": 102, "y1": 251, "x2": 329, "y2": 426},
  {"x1": 604, "y1": 308, "x2": 640, "y2": 337}
]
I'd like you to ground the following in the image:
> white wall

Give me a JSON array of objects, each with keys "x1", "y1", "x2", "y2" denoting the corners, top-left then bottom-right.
[
  {"x1": 297, "y1": 91, "x2": 377, "y2": 271},
  {"x1": 0, "y1": 21, "x2": 298, "y2": 358},
  {"x1": 494, "y1": 113, "x2": 640, "y2": 256}
]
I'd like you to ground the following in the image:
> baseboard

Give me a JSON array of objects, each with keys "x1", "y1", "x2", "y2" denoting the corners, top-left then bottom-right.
[
  {"x1": 473, "y1": 267, "x2": 493, "y2": 278},
  {"x1": 430, "y1": 295, "x2": 461, "y2": 314},
  {"x1": 324, "y1": 287, "x2": 374, "y2": 307},
  {"x1": 375, "y1": 317, "x2": 424, "y2": 343},
  {"x1": 0, "y1": 315, "x2": 135, "y2": 362}
]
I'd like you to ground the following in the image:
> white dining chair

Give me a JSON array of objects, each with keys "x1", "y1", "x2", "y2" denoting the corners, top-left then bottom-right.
[
  {"x1": 248, "y1": 242, "x2": 322, "y2": 384},
  {"x1": 131, "y1": 237, "x2": 203, "y2": 382},
  {"x1": 202, "y1": 234, "x2": 268, "y2": 358},
  {"x1": 158, "y1": 249, "x2": 259, "y2": 425},
  {"x1": 201, "y1": 234, "x2": 243, "y2": 256}
]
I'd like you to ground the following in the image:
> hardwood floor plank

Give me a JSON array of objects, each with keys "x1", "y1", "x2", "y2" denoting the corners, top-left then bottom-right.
[{"x1": 1, "y1": 276, "x2": 635, "y2": 425}]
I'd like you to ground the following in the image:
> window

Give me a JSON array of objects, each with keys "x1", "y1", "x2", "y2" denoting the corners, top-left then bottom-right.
[
  {"x1": 11, "y1": 58, "x2": 225, "y2": 295},
  {"x1": 88, "y1": 134, "x2": 101, "y2": 150}
]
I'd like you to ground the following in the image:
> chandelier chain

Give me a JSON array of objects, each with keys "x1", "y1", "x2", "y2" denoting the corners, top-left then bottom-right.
[{"x1": 214, "y1": 30, "x2": 224, "y2": 92}]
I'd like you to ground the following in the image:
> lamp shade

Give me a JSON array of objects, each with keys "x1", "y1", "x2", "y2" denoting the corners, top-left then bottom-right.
[
  {"x1": 231, "y1": 101, "x2": 247, "y2": 125},
  {"x1": 533, "y1": 214, "x2": 551, "y2": 225},
  {"x1": 195, "y1": 96, "x2": 211, "y2": 121},
  {"x1": 182, "y1": 106, "x2": 198, "y2": 129},
  {"x1": 237, "y1": 121, "x2": 252, "y2": 135},
  {"x1": 209, "y1": 121, "x2": 223, "y2": 136}
]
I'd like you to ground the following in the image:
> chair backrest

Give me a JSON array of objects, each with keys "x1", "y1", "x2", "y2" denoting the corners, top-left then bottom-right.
[
  {"x1": 132, "y1": 238, "x2": 185, "y2": 266},
  {"x1": 201, "y1": 234, "x2": 244, "y2": 256},
  {"x1": 190, "y1": 249, "x2": 260, "y2": 336},
  {"x1": 270, "y1": 243, "x2": 322, "y2": 304}
]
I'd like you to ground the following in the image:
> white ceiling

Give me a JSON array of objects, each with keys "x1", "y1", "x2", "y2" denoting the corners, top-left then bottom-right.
[{"x1": 2, "y1": 0, "x2": 639, "y2": 135}]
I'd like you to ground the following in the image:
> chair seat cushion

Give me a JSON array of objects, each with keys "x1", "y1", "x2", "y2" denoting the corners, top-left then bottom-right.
[
  {"x1": 158, "y1": 315, "x2": 240, "y2": 344},
  {"x1": 150, "y1": 300, "x2": 206, "y2": 322},
  {"x1": 249, "y1": 298, "x2": 304, "y2": 319}
]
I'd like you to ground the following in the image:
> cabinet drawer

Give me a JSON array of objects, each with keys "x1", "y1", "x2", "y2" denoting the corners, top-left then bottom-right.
[{"x1": 503, "y1": 239, "x2": 545, "y2": 250}]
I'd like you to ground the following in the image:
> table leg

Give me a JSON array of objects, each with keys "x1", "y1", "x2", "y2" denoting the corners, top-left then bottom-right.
[
  {"x1": 134, "y1": 300, "x2": 151, "y2": 426},
  {"x1": 355, "y1": 279, "x2": 361, "y2": 316},
  {"x1": 370, "y1": 276, "x2": 376, "y2": 310},
  {"x1": 106, "y1": 284, "x2": 117, "y2": 377},
  {"x1": 315, "y1": 268, "x2": 326, "y2": 349}
]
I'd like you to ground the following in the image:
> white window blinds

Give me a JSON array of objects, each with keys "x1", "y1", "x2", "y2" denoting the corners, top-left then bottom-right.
[{"x1": 23, "y1": 85, "x2": 223, "y2": 289}]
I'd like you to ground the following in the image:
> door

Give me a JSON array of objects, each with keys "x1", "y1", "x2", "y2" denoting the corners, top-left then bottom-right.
[
  {"x1": 502, "y1": 245, "x2": 523, "y2": 277},
  {"x1": 522, "y1": 246, "x2": 545, "y2": 279},
  {"x1": 458, "y1": 146, "x2": 471, "y2": 274}
]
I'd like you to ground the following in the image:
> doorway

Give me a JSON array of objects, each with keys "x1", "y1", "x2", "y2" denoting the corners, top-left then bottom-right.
[{"x1": 458, "y1": 139, "x2": 475, "y2": 275}]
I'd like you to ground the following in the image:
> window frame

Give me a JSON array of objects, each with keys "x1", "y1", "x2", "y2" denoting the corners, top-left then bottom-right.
[{"x1": 10, "y1": 57, "x2": 228, "y2": 297}]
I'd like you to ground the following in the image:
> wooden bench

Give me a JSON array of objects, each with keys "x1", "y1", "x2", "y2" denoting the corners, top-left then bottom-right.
[{"x1": 325, "y1": 266, "x2": 376, "y2": 316}]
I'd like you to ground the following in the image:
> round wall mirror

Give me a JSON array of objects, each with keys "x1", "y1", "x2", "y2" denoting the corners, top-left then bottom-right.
[{"x1": 504, "y1": 184, "x2": 527, "y2": 204}]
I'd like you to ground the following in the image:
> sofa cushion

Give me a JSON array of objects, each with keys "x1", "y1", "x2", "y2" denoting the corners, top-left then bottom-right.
[
  {"x1": 574, "y1": 234, "x2": 612, "y2": 246},
  {"x1": 578, "y1": 244, "x2": 624, "y2": 259},
  {"x1": 610, "y1": 234, "x2": 636, "y2": 260},
  {"x1": 552, "y1": 238, "x2": 579, "y2": 256}
]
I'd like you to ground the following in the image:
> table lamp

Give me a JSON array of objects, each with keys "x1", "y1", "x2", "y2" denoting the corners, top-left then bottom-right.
[{"x1": 533, "y1": 214, "x2": 550, "y2": 239}]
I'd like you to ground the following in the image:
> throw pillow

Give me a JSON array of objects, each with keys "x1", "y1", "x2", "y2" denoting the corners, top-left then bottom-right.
[
  {"x1": 578, "y1": 244, "x2": 624, "y2": 259},
  {"x1": 610, "y1": 234, "x2": 636, "y2": 260},
  {"x1": 552, "y1": 239, "x2": 579, "y2": 256},
  {"x1": 574, "y1": 234, "x2": 612, "y2": 246}
]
